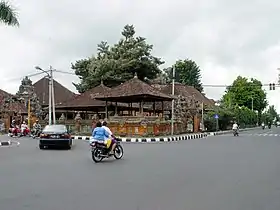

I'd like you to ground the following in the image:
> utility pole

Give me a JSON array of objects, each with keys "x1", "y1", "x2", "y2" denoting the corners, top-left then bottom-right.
[
  {"x1": 48, "y1": 73, "x2": 52, "y2": 125},
  {"x1": 27, "y1": 98, "x2": 31, "y2": 128},
  {"x1": 277, "y1": 68, "x2": 280, "y2": 85},
  {"x1": 201, "y1": 102, "x2": 204, "y2": 131},
  {"x1": 35, "y1": 66, "x2": 52, "y2": 125},
  {"x1": 171, "y1": 67, "x2": 175, "y2": 135},
  {"x1": 50, "y1": 66, "x2": 56, "y2": 124}
]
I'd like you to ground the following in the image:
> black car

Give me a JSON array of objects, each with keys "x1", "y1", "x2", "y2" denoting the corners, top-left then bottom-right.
[{"x1": 39, "y1": 125, "x2": 72, "y2": 150}]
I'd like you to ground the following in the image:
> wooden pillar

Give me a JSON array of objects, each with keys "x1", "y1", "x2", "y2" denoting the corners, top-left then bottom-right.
[
  {"x1": 153, "y1": 101, "x2": 156, "y2": 115},
  {"x1": 105, "y1": 101, "x2": 108, "y2": 119},
  {"x1": 141, "y1": 101, "x2": 144, "y2": 114},
  {"x1": 115, "y1": 102, "x2": 118, "y2": 116},
  {"x1": 161, "y1": 101, "x2": 164, "y2": 118}
]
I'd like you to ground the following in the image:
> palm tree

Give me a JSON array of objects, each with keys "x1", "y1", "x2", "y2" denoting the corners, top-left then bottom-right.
[{"x1": 0, "y1": 1, "x2": 19, "y2": 26}]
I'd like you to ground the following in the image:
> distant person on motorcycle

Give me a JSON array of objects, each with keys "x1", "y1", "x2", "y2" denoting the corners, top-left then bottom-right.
[
  {"x1": 33, "y1": 120, "x2": 41, "y2": 135},
  {"x1": 268, "y1": 121, "x2": 272, "y2": 128},
  {"x1": 21, "y1": 121, "x2": 29, "y2": 135},
  {"x1": 90, "y1": 121, "x2": 109, "y2": 145},
  {"x1": 10, "y1": 119, "x2": 16, "y2": 128},
  {"x1": 10, "y1": 119, "x2": 18, "y2": 136},
  {"x1": 232, "y1": 122, "x2": 238, "y2": 131},
  {"x1": 102, "y1": 121, "x2": 116, "y2": 155},
  {"x1": 261, "y1": 122, "x2": 265, "y2": 128}
]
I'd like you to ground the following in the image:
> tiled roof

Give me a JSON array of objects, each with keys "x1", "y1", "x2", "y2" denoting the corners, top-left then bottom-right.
[
  {"x1": 93, "y1": 76, "x2": 173, "y2": 102},
  {"x1": 33, "y1": 77, "x2": 75, "y2": 105}
]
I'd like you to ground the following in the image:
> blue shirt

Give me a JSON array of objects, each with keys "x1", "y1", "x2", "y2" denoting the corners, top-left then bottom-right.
[{"x1": 92, "y1": 127, "x2": 109, "y2": 141}]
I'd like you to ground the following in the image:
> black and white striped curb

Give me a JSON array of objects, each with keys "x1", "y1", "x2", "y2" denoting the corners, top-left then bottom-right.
[
  {"x1": 0, "y1": 141, "x2": 11, "y2": 146},
  {"x1": 72, "y1": 133, "x2": 207, "y2": 143}
]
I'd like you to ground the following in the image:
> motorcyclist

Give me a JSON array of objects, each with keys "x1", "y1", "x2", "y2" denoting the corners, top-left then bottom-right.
[
  {"x1": 9, "y1": 119, "x2": 18, "y2": 136},
  {"x1": 102, "y1": 121, "x2": 116, "y2": 155},
  {"x1": 21, "y1": 121, "x2": 29, "y2": 135},
  {"x1": 90, "y1": 121, "x2": 109, "y2": 145},
  {"x1": 10, "y1": 119, "x2": 16, "y2": 128},
  {"x1": 232, "y1": 122, "x2": 238, "y2": 131},
  {"x1": 261, "y1": 122, "x2": 265, "y2": 129},
  {"x1": 268, "y1": 121, "x2": 272, "y2": 129},
  {"x1": 32, "y1": 120, "x2": 41, "y2": 136}
]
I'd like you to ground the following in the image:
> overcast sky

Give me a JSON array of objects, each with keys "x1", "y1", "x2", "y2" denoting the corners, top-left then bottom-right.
[{"x1": 1, "y1": 0, "x2": 280, "y2": 111}]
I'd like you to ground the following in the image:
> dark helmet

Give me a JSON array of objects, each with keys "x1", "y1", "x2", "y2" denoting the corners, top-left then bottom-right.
[{"x1": 96, "y1": 121, "x2": 102, "y2": 127}]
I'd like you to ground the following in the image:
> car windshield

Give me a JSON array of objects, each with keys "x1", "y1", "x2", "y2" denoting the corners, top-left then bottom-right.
[{"x1": 43, "y1": 125, "x2": 67, "y2": 133}]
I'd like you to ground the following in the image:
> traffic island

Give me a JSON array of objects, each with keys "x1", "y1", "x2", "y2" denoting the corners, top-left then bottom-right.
[
  {"x1": 0, "y1": 141, "x2": 11, "y2": 146},
  {"x1": 72, "y1": 133, "x2": 208, "y2": 143}
]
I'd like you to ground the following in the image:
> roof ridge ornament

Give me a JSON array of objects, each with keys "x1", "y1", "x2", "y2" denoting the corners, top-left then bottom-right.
[
  {"x1": 101, "y1": 76, "x2": 104, "y2": 85},
  {"x1": 134, "y1": 72, "x2": 138, "y2": 78}
]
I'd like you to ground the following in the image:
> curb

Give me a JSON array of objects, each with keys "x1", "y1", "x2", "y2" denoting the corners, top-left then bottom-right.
[
  {"x1": 72, "y1": 133, "x2": 208, "y2": 143},
  {"x1": 0, "y1": 141, "x2": 11, "y2": 146}
]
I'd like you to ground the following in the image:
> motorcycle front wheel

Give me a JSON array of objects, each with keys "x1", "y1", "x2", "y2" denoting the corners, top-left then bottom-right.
[
  {"x1": 91, "y1": 148, "x2": 103, "y2": 163},
  {"x1": 114, "y1": 145, "x2": 124, "y2": 159}
]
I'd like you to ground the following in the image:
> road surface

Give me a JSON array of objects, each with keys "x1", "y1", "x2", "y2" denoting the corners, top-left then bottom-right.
[{"x1": 1, "y1": 128, "x2": 280, "y2": 210}]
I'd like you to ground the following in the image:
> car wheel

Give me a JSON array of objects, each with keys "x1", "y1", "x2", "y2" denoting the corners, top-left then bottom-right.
[
  {"x1": 39, "y1": 145, "x2": 44, "y2": 150},
  {"x1": 66, "y1": 145, "x2": 71, "y2": 150}
]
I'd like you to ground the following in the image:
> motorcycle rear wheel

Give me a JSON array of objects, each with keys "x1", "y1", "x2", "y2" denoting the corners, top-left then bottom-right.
[{"x1": 92, "y1": 148, "x2": 103, "y2": 163}]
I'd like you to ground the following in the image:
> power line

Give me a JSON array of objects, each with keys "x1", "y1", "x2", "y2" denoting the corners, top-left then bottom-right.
[{"x1": 203, "y1": 83, "x2": 279, "y2": 88}]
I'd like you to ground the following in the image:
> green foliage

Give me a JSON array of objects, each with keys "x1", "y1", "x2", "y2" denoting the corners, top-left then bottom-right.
[
  {"x1": 0, "y1": 1, "x2": 19, "y2": 26},
  {"x1": 164, "y1": 59, "x2": 203, "y2": 92},
  {"x1": 261, "y1": 105, "x2": 279, "y2": 124},
  {"x1": 204, "y1": 105, "x2": 258, "y2": 131},
  {"x1": 221, "y1": 76, "x2": 267, "y2": 112},
  {"x1": 72, "y1": 24, "x2": 163, "y2": 93}
]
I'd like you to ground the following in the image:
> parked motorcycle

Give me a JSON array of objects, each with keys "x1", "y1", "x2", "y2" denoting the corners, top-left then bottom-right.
[
  {"x1": 233, "y1": 129, "x2": 239, "y2": 136},
  {"x1": 8, "y1": 126, "x2": 21, "y2": 137},
  {"x1": 90, "y1": 136, "x2": 124, "y2": 163},
  {"x1": 31, "y1": 129, "x2": 42, "y2": 139},
  {"x1": 20, "y1": 127, "x2": 31, "y2": 137}
]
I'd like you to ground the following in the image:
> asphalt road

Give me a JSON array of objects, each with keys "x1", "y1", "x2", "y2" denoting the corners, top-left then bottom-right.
[{"x1": 1, "y1": 128, "x2": 280, "y2": 210}]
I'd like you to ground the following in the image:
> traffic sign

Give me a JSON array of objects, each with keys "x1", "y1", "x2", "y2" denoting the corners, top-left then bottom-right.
[{"x1": 214, "y1": 114, "x2": 219, "y2": 119}]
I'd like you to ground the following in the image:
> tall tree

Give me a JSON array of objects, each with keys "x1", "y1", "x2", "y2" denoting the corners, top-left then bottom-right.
[
  {"x1": 72, "y1": 24, "x2": 164, "y2": 93},
  {"x1": 0, "y1": 1, "x2": 19, "y2": 26},
  {"x1": 164, "y1": 59, "x2": 203, "y2": 92},
  {"x1": 264, "y1": 105, "x2": 279, "y2": 122},
  {"x1": 221, "y1": 76, "x2": 267, "y2": 123}
]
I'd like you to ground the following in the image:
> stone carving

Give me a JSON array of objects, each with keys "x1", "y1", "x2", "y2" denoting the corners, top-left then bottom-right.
[
  {"x1": 16, "y1": 77, "x2": 43, "y2": 118},
  {"x1": 59, "y1": 113, "x2": 65, "y2": 121},
  {"x1": 74, "y1": 112, "x2": 82, "y2": 121},
  {"x1": 174, "y1": 95, "x2": 199, "y2": 124}
]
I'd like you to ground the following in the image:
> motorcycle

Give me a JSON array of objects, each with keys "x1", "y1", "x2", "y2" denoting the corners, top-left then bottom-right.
[
  {"x1": 262, "y1": 125, "x2": 265, "y2": 129},
  {"x1": 233, "y1": 129, "x2": 239, "y2": 136},
  {"x1": 8, "y1": 126, "x2": 21, "y2": 137},
  {"x1": 268, "y1": 125, "x2": 271, "y2": 129},
  {"x1": 90, "y1": 136, "x2": 124, "y2": 163},
  {"x1": 31, "y1": 129, "x2": 42, "y2": 139},
  {"x1": 20, "y1": 127, "x2": 31, "y2": 137}
]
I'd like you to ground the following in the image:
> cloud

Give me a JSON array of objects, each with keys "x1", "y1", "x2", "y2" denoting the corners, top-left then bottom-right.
[{"x1": 1, "y1": 0, "x2": 280, "y2": 111}]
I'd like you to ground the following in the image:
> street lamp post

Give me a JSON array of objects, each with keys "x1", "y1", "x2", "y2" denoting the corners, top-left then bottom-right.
[
  {"x1": 171, "y1": 67, "x2": 175, "y2": 135},
  {"x1": 35, "y1": 66, "x2": 52, "y2": 125}
]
